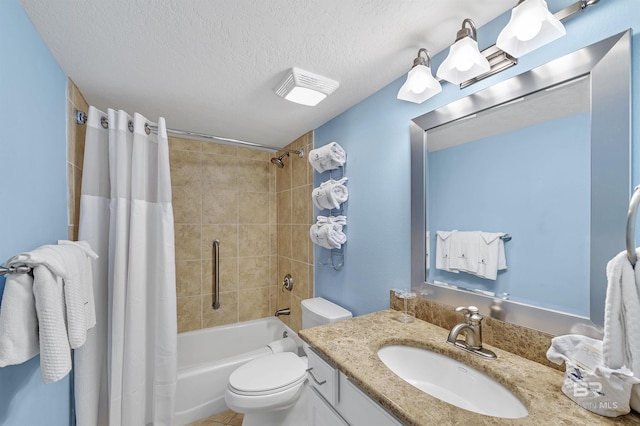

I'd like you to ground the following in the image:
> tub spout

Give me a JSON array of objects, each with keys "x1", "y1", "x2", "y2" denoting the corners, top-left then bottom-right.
[{"x1": 275, "y1": 308, "x2": 291, "y2": 317}]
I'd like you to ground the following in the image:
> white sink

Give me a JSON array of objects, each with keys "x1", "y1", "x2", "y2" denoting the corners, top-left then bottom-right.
[{"x1": 377, "y1": 345, "x2": 528, "y2": 419}]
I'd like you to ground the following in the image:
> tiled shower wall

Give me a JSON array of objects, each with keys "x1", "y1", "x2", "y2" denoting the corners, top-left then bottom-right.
[
  {"x1": 65, "y1": 81, "x2": 314, "y2": 334},
  {"x1": 171, "y1": 132, "x2": 314, "y2": 332},
  {"x1": 170, "y1": 137, "x2": 278, "y2": 332},
  {"x1": 275, "y1": 133, "x2": 315, "y2": 332}
]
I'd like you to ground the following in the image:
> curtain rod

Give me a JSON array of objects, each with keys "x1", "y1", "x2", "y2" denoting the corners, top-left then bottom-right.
[{"x1": 75, "y1": 110, "x2": 303, "y2": 155}]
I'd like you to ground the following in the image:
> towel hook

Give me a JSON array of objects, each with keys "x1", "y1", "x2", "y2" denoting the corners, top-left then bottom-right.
[{"x1": 626, "y1": 185, "x2": 640, "y2": 266}]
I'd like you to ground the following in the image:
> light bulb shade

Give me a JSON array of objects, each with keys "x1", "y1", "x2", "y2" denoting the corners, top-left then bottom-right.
[
  {"x1": 436, "y1": 37, "x2": 490, "y2": 85},
  {"x1": 496, "y1": 0, "x2": 566, "y2": 58},
  {"x1": 397, "y1": 64, "x2": 442, "y2": 103}
]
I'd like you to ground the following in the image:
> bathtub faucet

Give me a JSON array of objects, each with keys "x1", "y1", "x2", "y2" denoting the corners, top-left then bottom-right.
[{"x1": 275, "y1": 308, "x2": 291, "y2": 317}]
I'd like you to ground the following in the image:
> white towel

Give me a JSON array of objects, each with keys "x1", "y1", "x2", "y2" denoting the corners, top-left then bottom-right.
[
  {"x1": 32, "y1": 265, "x2": 72, "y2": 383},
  {"x1": 310, "y1": 216, "x2": 347, "y2": 249},
  {"x1": 602, "y1": 249, "x2": 640, "y2": 412},
  {"x1": 11, "y1": 241, "x2": 98, "y2": 349},
  {"x1": 312, "y1": 177, "x2": 349, "y2": 210},
  {"x1": 476, "y1": 232, "x2": 507, "y2": 280},
  {"x1": 308, "y1": 142, "x2": 346, "y2": 173},
  {"x1": 58, "y1": 240, "x2": 98, "y2": 342},
  {"x1": 0, "y1": 271, "x2": 39, "y2": 367},
  {"x1": 435, "y1": 230, "x2": 458, "y2": 273},
  {"x1": 448, "y1": 231, "x2": 481, "y2": 274}
]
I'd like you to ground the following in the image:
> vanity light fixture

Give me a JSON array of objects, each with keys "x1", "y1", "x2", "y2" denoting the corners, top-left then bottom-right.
[
  {"x1": 396, "y1": 0, "x2": 600, "y2": 96},
  {"x1": 397, "y1": 48, "x2": 442, "y2": 104},
  {"x1": 496, "y1": 0, "x2": 566, "y2": 58},
  {"x1": 274, "y1": 67, "x2": 339, "y2": 106},
  {"x1": 436, "y1": 19, "x2": 491, "y2": 86}
]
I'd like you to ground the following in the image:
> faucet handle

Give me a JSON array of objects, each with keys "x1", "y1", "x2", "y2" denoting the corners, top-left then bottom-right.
[{"x1": 454, "y1": 306, "x2": 481, "y2": 322}]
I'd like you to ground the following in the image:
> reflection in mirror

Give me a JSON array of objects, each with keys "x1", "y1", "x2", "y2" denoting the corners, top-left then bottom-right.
[
  {"x1": 410, "y1": 31, "x2": 631, "y2": 336},
  {"x1": 427, "y1": 75, "x2": 590, "y2": 316}
]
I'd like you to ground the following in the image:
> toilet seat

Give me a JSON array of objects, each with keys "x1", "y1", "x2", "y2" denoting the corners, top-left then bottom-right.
[{"x1": 228, "y1": 352, "x2": 307, "y2": 396}]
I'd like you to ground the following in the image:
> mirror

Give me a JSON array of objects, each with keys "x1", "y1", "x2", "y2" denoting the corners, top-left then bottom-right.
[{"x1": 410, "y1": 31, "x2": 631, "y2": 336}]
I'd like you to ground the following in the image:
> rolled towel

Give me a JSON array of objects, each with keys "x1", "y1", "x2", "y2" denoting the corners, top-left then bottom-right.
[
  {"x1": 267, "y1": 338, "x2": 298, "y2": 354},
  {"x1": 312, "y1": 178, "x2": 348, "y2": 210},
  {"x1": 308, "y1": 142, "x2": 346, "y2": 173},
  {"x1": 310, "y1": 216, "x2": 347, "y2": 249}
]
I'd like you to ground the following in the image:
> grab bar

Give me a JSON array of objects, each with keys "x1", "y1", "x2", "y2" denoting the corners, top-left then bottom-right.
[
  {"x1": 212, "y1": 239, "x2": 220, "y2": 309},
  {"x1": 626, "y1": 185, "x2": 640, "y2": 266}
]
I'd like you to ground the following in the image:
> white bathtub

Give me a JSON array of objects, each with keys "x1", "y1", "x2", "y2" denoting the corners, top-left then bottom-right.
[{"x1": 174, "y1": 317, "x2": 301, "y2": 425}]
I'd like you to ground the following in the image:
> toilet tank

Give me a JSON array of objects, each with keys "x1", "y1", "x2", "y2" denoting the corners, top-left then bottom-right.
[{"x1": 301, "y1": 297, "x2": 352, "y2": 329}]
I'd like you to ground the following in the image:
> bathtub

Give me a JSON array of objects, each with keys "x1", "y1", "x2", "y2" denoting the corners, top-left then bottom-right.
[{"x1": 174, "y1": 317, "x2": 301, "y2": 425}]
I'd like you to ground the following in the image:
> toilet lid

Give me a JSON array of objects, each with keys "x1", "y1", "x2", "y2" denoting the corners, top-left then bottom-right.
[{"x1": 229, "y1": 352, "x2": 307, "y2": 394}]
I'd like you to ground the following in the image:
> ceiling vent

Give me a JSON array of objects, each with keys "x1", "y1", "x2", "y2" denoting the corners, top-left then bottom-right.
[{"x1": 274, "y1": 67, "x2": 339, "y2": 106}]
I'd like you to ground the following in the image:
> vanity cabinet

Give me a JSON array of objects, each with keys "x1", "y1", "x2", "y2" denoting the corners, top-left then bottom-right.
[{"x1": 306, "y1": 346, "x2": 402, "y2": 426}]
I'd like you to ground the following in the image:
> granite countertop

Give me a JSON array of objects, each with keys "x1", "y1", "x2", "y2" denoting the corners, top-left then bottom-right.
[{"x1": 298, "y1": 310, "x2": 640, "y2": 425}]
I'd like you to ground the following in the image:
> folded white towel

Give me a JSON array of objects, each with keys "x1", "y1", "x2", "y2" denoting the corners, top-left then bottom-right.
[
  {"x1": 0, "y1": 271, "x2": 39, "y2": 367},
  {"x1": 448, "y1": 231, "x2": 480, "y2": 274},
  {"x1": 308, "y1": 142, "x2": 346, "y2": 173},
  {"x1": 476, "y1": 232, "x2": 507, "y2": 280},
  {"x1": 312, "y1": 177, "x2": 349, "y2": 210},
  {"x1": 310, "y1": 216, "x2": 347, "y2": 249},
  {"x1": 435, "y1": 230, "x2": 458, "y2": 273},
  {"x1": 602, "y1": 249, "x2": 640, "y2": 412}
]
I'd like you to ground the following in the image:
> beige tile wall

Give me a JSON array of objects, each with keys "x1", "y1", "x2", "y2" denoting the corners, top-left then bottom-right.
[
  {"x1": 65, "y1": 81, "x2": 314, "y2": 334},
  {"x1": 172, "y1": 131, "x2": 314, "y2": 333},
  {"x1": 275, "y1": 133, "x2": 315, "y2": 332},
  {"x1": 66, "y1": 79, "x2": 88, "y2": 241},
  {"x1": 171, "y1": 137, "x2": 279, "y2": 332}
]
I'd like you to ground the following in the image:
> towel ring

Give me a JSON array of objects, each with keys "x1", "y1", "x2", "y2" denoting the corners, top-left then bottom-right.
[{"x1": 626, "y1": 185, "x2": 640, "y2": 266}]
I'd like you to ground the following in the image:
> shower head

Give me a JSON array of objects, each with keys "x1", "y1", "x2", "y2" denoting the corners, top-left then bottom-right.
[{"x1": 271, "y1": 152, "x2": 290, "y2": 168}]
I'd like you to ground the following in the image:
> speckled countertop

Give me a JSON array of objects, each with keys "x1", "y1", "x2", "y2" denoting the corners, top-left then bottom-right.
[{"x1": 298, "y1": 310, "x2": 640, "y2": 425}]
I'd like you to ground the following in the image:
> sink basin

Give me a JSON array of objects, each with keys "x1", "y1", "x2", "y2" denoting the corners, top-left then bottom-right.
[{"x1": 377, "y1": 345, "x2": 528, "y2": 419}]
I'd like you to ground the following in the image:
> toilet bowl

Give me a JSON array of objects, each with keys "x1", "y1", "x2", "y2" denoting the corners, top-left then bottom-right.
[{"x1": 224, "y1": 297, "x2": 352, "y2": 426}]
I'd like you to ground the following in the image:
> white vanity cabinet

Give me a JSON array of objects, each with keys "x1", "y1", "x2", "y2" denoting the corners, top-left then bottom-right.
[{"x1": 306, "y1": 346, "x2": 403, "y2": 426}]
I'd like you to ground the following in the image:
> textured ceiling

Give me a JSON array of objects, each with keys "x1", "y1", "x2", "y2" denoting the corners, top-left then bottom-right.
[{"x1": 20, "y1": 0, "x2": 514, "y2": 148}]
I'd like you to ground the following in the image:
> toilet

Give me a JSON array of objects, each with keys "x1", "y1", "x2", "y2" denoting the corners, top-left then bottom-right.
[{"x1": 224, "y1": 297, "x2": 352, "y2": 426}]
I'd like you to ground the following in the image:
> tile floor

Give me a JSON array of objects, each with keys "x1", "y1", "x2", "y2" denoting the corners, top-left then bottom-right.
[{"x1": 186, "y1": 409, "x2": 244, "y2": 426}]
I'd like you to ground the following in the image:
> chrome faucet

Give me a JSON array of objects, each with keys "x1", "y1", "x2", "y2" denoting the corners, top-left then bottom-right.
[
  {"x1": 446, "y1": 306, "x2": 496, "y2": 360},
  {"x1": 275, "y1": 308, "x2": 291, "y2": 317}
]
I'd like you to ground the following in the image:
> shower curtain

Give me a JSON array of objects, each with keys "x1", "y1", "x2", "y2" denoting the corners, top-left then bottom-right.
[{"x1": 75, "y1": 106, "x2": 177, "y2": 426}]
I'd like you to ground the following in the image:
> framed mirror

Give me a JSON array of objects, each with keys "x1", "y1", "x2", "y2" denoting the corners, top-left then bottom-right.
[{"x1": 410, "y1": 31, "x2": 631, "y2": 336}]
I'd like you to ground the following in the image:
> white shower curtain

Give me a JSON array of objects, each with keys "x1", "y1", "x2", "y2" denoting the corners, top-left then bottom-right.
[{"x1": 75, "y1": 106, "x2": 177, "y2": 426}]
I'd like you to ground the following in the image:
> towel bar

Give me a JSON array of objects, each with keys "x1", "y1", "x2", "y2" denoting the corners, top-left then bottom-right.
[
  {"x1": 0, "y1": 265, "x2": 31, "y2": 276},
  {"x1": 626, "y1": 185, "x2": 640, "y2": 266}
]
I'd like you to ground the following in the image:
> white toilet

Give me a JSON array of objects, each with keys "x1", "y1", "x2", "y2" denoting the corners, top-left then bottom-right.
[{"x1": 224, "y1": 297, "x2": 352, "y2": 426}]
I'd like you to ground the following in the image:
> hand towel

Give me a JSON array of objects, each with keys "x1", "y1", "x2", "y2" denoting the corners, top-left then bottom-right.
[
  {"x1": 435, "y1": 230, "x2": 458, "y2": 273},
  {"x1": 602, "y1": 249, "x2": 640, "y2": 412},
  {"x1": 11, "y1": 242, "x2": 98, "y2": 349},
  {"x1": 312, "y1": 177, "x2": 348, "y2": 210},
  {"x1": 308, "y1": 142, "x2": 346, "y2": 173},
  {"x1": 32, "y1": 265, "x2": 72, "y2": 383},
  {"x1": 448, "y1": 231, "x2": 481, "y2": 274},
  {"x1": 476, "y1": 232, "x2": 507, "y2": 280},
  {"x1": 0, "y1": 271, "x2": 39, "y2": 367}
]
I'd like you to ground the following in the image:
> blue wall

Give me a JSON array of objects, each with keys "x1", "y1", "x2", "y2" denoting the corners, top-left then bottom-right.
[
  {"x1": 0, "y1": 0, "x2": 71, "y2": 424},
  {"x1": 314, "y1": 0, "x2": 640, "y2": 316},
  {"x1": 428, "y1": 113, "x2": 590, "y2": 315}
]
